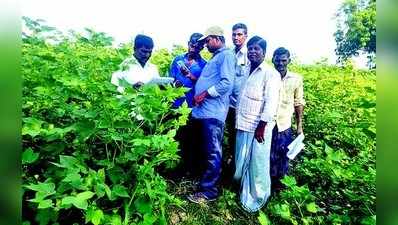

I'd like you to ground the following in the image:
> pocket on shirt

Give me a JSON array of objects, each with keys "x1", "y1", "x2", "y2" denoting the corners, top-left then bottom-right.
[
  {"x1": 244, "y1": 86, "x2": 263, "y2": 101},
  {"x1": 239, "y1": 96, "x2": 263, "y2": 116}
]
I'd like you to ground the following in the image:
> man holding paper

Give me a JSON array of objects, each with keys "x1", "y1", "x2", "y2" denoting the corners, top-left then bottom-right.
[
  {"x1": 111, "y1": 34, "x2": 162, "y2": 92},
  {"x1": 270, "y1": 47, "x2": 306, "y2": 192}
]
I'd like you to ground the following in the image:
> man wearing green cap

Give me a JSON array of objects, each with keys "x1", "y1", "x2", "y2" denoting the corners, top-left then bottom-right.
[{"x1": 187, "y1": 26, "x2": 236, "y2": 203}]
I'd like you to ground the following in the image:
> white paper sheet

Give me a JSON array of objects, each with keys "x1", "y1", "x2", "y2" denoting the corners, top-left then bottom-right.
[
  {"x1": 287, "y1": 133, "x2": 305, "y2": 160},
  {"x1": 148, "y1": 77, "x2": 174, "y2": 85}
]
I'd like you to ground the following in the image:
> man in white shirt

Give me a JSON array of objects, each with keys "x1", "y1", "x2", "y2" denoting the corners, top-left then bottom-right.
[
  {"x1": 233, "y1": 36, "x2": 281, "y2": 212},
  {"x1": 111, "y1": 34, "x2": 160, "y2": 92},
  {"x1": 225, "y1": 23, "x2": 249, "y2": 175},
  {"x1": 270, "y1": 47, "x2": 306, "y2": 192}
]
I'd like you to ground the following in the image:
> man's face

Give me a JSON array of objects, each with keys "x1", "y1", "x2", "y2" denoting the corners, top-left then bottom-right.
[
  {"x1": 247, "y1": 43, "x2": 265, "y2": 65},
  {"x1": 272, "y1": 53, "x2": 291, "y2": 75},
  {"x1": 134, "y1": 45, "x2": 153, "y2": 65},
  {"x1": 205, "y1": 36, "x2": 220, "y2": 53},
  {"x1": 188, "y1": 41, "x2": 203, "y2": 55},
  {"x1": 232, "y1": 28, "x2": 247, "y2": 49}
]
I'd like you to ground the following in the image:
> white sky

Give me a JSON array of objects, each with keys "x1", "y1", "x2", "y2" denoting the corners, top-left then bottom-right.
[{"x1": 22, "y1": 0, "x2": 345, "y2": 64}]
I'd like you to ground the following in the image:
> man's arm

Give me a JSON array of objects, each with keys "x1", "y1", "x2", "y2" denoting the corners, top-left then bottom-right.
[
  {"x1": 207, "y1": 53, "x2": 235, "y2": 97},
  {"x1": 294, "y1": 77, "x2": 305, "y2": 135},
  {"x1": 255, "y1": 71, "x2": 281, "y2": 143},
  {"x1": 294, "y1": 105, "x2": 304, "y2": 135},
  {"x1": 195, "y1": 53, "x2": 235, "y2": 105}
]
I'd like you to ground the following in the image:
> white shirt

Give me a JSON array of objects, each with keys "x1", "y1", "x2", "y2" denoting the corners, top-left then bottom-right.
[
  {"x1": 235, "y1": 45, "x2": 249, "y2": 67},
  {"x1": 236, "y1": 61, "x2": 281, "y2": 132},
  {"x1": 230, "y1": 45, "x2": 250, "y2": 108},
  {"x1": 111, "y1": 56, "x2": 160, "y2": 93},
  {"x1": 276, "y1": 71, "x2": 306, "y2": 131}
]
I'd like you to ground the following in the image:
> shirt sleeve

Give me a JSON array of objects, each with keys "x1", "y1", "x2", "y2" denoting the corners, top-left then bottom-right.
[
  {"x1": 111, "y1": 71, "x2": 125, "y2": 93},
  {"x1": 260, "y1": 71, "x2": 281, "y2": 122},
  {"x1": 153, "y1": 66, "x2": 160, "y2": 78},
  {"x1": 294, "y1": 76, "x2": 306, "y2": 106},
  {"x1": 169, "y1": 57, "x2": 179, "y2": 79},
  {"x1": 207, "y1": 53, "x2": 235, "y2": 97},
  {"x1": 192, "y1": 59, "x2": 207, "y2": 79}
]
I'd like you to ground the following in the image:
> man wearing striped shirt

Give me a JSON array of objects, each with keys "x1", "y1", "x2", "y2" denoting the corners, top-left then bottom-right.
[
  {"x1": 233, "y1": 36, "x2": 281, "y2": 212},
  {"x1": 270, "y1": 47, "x2": 306, "y2": 192}
]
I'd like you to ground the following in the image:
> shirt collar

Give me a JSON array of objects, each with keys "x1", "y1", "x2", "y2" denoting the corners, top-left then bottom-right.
[
  {"x1": 235, "y1": 44, "x2": 247, "y2": 55},
  {"x1": 281, "y1": 71, "x2": 293, "y2": 80},
  {"x1": 213, "y1": 46, "x2": 226, "y2": 56},
  {"x1": 250, "y1": 60, "x2": 268, "y2": 74}
]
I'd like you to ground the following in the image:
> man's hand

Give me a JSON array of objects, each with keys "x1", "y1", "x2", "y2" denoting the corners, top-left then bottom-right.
[
  {"x1": 255, "y1": 121, "x2": 267, "y2": 143},
  {"x1": 186, "y1": 73, "x2": 197, "y2": 81},
  {"x1": 133, "y1": 82, "x2": 144, "y2": 89},
  {"x1": 174, "y1": 80, "x2": 183, "y2": 88},
  {"x1": 194, "y1": 91, "x2": 209, "y2": 106},
  {"x1": 297, "y1": 125, "x2": 303, "y2": 135},
  {"x1": 180, "y1": 66, "x2": 190, "y2": 76}
]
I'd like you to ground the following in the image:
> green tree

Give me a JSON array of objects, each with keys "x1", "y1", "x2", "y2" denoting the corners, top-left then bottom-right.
[{"x1": 334, "y1": 0, "x2": 376, "y2": 67}]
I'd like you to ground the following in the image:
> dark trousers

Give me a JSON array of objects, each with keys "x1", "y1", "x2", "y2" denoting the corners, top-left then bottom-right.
[
  {"x1": 196, "y1": 118, "x2": 225, "y2": 198},
  {"x1": 176, "y1": 116, "x2": 205, "y2": 178},
  {"x1": 223, "y1": 107, "x2": 237, "y2": 177},
  {"x1": 270, "y1": 126, "x2": 293, "y2": 186}
]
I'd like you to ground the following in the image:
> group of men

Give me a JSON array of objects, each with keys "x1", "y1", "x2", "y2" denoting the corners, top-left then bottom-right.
[{"x1": 111, "y1": 23, "x2": 305, "y2": 212}]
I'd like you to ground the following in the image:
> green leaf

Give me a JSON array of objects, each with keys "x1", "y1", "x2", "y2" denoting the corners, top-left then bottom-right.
[
  {"x1": 133, "y1": 138, "x2": 151, "y2": 147},
  {"x1": 281, "y1": 176, "x2": 297, "y2": 188},
  {"x1": 62, "y1": 172, "x2": 81, "y2": 183},
  {"x1": 360, "y1": 215, "x2": 376, "y2": 225},
  {"x1": 85, "y1": 207, "x2": 104, "y2": 225},
  {"x1": 61, "y1": 196, "x2": 75, "y2": 206},
  {"x1": 306, "y1": 202, "x2": 318, "y2": 213},
  {"x1": 59, "y1": 155, "x2": 79, "y2": 169},
  {"x1": 141, "y1": 213, "x2": 157, "y2": 225},
  {"x1": 62, "y1": 193, "x2": 94, "y2": 210},
  {"x1": 22, "y1": 148, "x2": 39, "y2": 164},
  {"x1": 134, "y1": 197, "x2": 152, "y2": 214},
  {"x1": 91, "y1": 209, "x2": 104, "y2": 225},
  {"x1": 72, "y1": 198, "x2": 88, "y2": 210},
  {"x1": 73, "y1": 120, "x2": 96, "y2": 141},
  {"x1": 25, "y1": 182, "x2": 56, "y2": 196},
  {"x1": 273, "y1": 203, "x2": 291, "y2": 220},
  {"x1": 22, "y1": 117, "x2": 43, "y2": 137},
  {"x1": 97, "y1": 169, "x2": 105, "y2": 183},
  {"x1": 258, "y1": 212, "x2": 270, "y2": 225},
  {"x1": 112, "y1": 184, "x2": 129, "y2": 198},
  {"x1": 104, "y1": 184, "x2": 112, "y2": 200},
  {"x1": 38, "y1": 199, "x2": 53, "y2": 209},
  {"x1": 76, "y1": 191, "x2": 95, "y2": 200},
  {"x1": 109, "y1": 214, "x2": 122, "y2": 225}
]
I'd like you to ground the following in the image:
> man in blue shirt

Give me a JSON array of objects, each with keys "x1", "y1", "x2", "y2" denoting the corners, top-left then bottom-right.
[
  {"x1": 170, "y1": 33, "x2": 207, "y2": 180},
  {"x1": 169, "y1": 33, "x2": 207, "y2": 108},
  {"x1": 187, "y1": 26, "x2": 235, "y2": 203}
]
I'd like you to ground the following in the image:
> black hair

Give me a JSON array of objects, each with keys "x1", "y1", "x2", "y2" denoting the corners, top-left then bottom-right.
[
  {"x1": 247, "y1": 36, "x2": 267, "y2": 53},
  {"x1": 134, "y1": 34, "x2": 154, "y2": 49},
  {"x1": 232, "y1": 23, "x2": 248, "y2": 34},
  {"x1": 273, "y1": 47, "x2": 291, "y2": 58}
]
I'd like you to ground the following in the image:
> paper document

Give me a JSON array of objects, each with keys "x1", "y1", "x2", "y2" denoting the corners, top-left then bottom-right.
[
  {"x1": 148, "y1": 77, "x2": 174, "y2": 85},
  {"x1": 287, "y1": 133, "x2": 305, "y2": 160}
]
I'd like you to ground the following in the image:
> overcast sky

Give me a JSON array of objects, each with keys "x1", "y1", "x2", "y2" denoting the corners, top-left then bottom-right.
[{"x1": 22, "y1": 0, "x2": 345, "y2": 64}]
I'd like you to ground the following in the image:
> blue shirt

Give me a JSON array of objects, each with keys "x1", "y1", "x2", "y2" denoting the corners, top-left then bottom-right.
[
  {"x1": 169, "y1": 53, "x2": 207, "y2": 108},
  {"x1": 191, "y1": 47, "x2": 236, "y2": 122}
]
